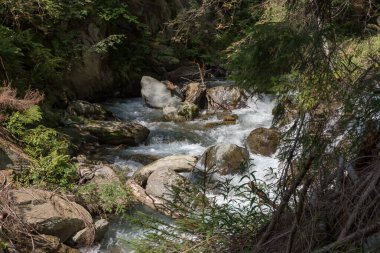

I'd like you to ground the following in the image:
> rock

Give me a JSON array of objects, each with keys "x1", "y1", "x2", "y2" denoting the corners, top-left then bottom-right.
[
  {"x1": 133, "y1": 155, "x2": 197, "y2": 186},
  {"x1": 123, "y1": 153, "x2": 160, "y2": 165},
  {"x1": 83, "y1": 121, "x2": 149, "y2": 145},
  {"x1": 145, "y1": 168, "x2": 187, "y2": 199},
  {"x1": 77, "y1": 161, "x2": 121, "y2": 185},
  {"x1": 163, "y1": 102, "x2": 199, "y2": 122},
  {"x1": 198, "y1": 143, "x2": 249, "y2": 175},
  {"x1": 9, "y1": 188, "x2": 93, "y2": 242},
  {"x1": 67, "y1": 100, "x2": 107, "y2": 120},
  {"x1": 71, "y1": 219, "x2": 109, "y2": 246},
  {"x1": 223, "y1": 114, "x2": 238, "y2": 122},
  {"x1": 34, "y1": 235, "x2": 81, "y2": 253},
  {"x1": 181, "y1": 82, "x2": 206, "y2": 106},
  {"x1": 166, "y1": 62, "x2": 201, "y2": 83},
  {"x1": 0, "y1": 128, "x2": 30, "y2": 171},
  {"x1": 246, "y1": 128, "x2": 279, "y2": 156},
  {"x1": 206, "y1": 86, "x2": 247, "y2": 110},
  {"x1": 204, "y1": 121, "x2": 236, "y2": 129},
  {"x1": 0, "y1": 169, "x2": 13, "y2": 184},
  {"x1": 141, "y1": 76, "x2": 182, "y2": 108}
]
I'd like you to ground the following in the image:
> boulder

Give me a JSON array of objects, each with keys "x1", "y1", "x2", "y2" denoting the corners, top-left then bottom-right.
[
  {"x1": 77, "y1": 161, "x2": 121, "y2": 185},
  {"x1": 0, "y1": 128, "x2": 30, "y2": 171},
  {"x1": 166, "y1": 62, "x2": 201, "y2": 83},
  {"x1": 198, "y1": 143, "x2": 249, "y2": 175},
  {"x1": 182, "y1": 82, "x2": 206, "y2": 106},
  {"x1": 141, "y1": 76, "x2": 182, "y2": 108},
  {"x1": 246, "y1": 128, "x2": 279, "y2": 156},
  {"x1": 67, "y1": 100, "x2": 107, "y2": 120},
  {"x1": 145, "y1": 168, "x2": 188, "y2": 199},
  {"x1": 133, "y1": 155, "x2": 197, "y2": 186},
  {"x1": 163, "y1": 102, "x2": 199, "y2": 122},
  {"x1": 206, "y1": 86, "x2": 247, "y2": 110},
  {"x1": 83, "y1": 121, "x2": 149, "y2": 145},
  {"x1": 35, "y1": 235, "x2": 81, "y2": 253},
  {"x1": 9, "y1": 188, "x2": 93, "y2": 242},
  {"x1": 0, "y1": 169, "x2": 13, "y2": 184},
  {"x1": 71, "y1": 219, "x2": 109, "y2": 246}
]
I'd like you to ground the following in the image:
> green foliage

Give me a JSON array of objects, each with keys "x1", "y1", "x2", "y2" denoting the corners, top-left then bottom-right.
[
  {"x1": 77, "y1": 182, "x2": 134, "y2": 214},
  {"x1": 167, "y1": 0, "x2": 265, "y2": 64},
  {"x1": 6, "y1": 106, "x2": 76, "y2": 189},
  {"x1": 91, "y1": 35, "x2": 127, "y2": 56},
  {"x1": 228, "y1": 23, "x2": 311, "y2": 92}
]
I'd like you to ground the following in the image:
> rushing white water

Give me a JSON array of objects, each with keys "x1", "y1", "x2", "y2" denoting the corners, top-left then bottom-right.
[{"x1": 82, "y1": 93, "x2": 280, "y2": 253}]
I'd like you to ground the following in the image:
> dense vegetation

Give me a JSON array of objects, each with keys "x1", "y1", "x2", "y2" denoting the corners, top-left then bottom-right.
[{"x1": 0, "y1": 0, "x2": 379, "y2": 252}]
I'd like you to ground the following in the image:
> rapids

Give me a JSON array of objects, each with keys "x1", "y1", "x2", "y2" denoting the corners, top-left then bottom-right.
[{"x1": 83, "y1": 93, "x2": 279, "y2": 253}]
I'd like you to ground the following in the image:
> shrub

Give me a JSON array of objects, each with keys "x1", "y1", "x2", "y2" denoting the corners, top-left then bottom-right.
[
  {"x1": 5, "y1": 106, "x2": 76, "y2": 189},
  {"x1": 77, "y1": 182, "x2": 134, "y2": 214}
]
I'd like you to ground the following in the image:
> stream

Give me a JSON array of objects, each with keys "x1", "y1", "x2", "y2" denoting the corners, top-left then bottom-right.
[{"x1": 83, "y1": 92, "x2": 280, "y2": 253}]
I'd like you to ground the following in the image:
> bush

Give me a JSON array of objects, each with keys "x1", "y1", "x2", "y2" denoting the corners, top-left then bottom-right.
[
  {"x1": 77, "y1": 182, "x2": 134, "y2": 214},
  {"x1": 5, "y1": 105, "x2": 76, "y2": 189}
]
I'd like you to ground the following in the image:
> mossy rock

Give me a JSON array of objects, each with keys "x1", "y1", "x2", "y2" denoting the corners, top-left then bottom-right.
[
  {"x1": 204, "y1": 121, "x2": 236, "y2": 129},
  {"x1": 163, "y1": 102, "x2": 199, "y2": 122},
  {"x1": 83, "y1": 121, "x2": 149, "y2": 145},
  {"x1": 246, "y1": 128, "x2": 280, "y2": 156}
]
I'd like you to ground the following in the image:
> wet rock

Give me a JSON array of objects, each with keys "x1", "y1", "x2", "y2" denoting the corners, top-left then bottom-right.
[
  {"x1": 204, "y1": 121, "x2": 236, "y2": 129},
  {"x1": 83, "y1": 121, "x2": 149, "y2": 145},
  {"x1": 123, "y1": 153, "x2": 160, "y2": 166},
  {"x1": 246, "y1": 128, "x2": 279, "y2": 156},
  {"x1": 141, "y1": 76, "x2": 182, "y2": 108},
  {"x1": 145, "y1": 168, "x2": 188, "y2": 199},
  {"x1": 182, "y1": 82, "x2": 206, "y2": 106},
  {"x1": 163, "y1": 102, "x2": 199, "y2": 122},
  {"x1": 9, "y1": 188, "x2": 93, "y2": 242},
  {"x1": 206, "y1": 86, "x2": 247, "y2": 110},
  {"x1": 198, "y1": 143, "x2": 249, "y2": 175},
  {"x1": 133, "y1": 155, "x2": 197, "y2": 186},
  {"x1": 71, "y1": 219, "x2": 109, "y2": 246},
  {"x1": 223, "y1": 114, "x2": 238, "y2": 122},
  {"x1": 67, "y1": 100, "x2": 107, "y2": 120}
]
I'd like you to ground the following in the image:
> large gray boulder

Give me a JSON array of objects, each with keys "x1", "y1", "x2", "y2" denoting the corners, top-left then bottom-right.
[
  {"x1": 133, "y1": 155, "x2": 197, "y2": 186},
  {"x1": 9, "y1": 188, "x2": 93, "y2": 242},
  {"x1": 141, "y1": 76, "x2": 182, "y2": 108},
  {"x1": 206, "y1": 86, "x2": 247, "y2": 110},
  {"x1": 198, "y1": 143, "x2": 249, "y2": 175},
  {"x1": 83, "y1": 121, "x2": 149, "y2": 145},
  {"x1": 67, "y1": 100, "x2": 107, "y2": 120},
  {"x1": 145, "y1": 168, "x2": 188, "y2": 200},
  {"x1": 246, "y1": 128, "x2": 279, "y2": 156}
]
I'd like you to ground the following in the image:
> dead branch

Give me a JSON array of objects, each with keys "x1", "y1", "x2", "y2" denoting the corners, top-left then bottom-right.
[
  {"x1": 338, "y1": 166, "x2": 380, "y2": 239},
  {"x1": 255, "y1": 156, "x2": 315, "y2": 250}
]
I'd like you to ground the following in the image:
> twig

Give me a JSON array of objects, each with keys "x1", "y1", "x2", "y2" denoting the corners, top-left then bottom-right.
[
  {"x1": 286, "y1": 176, "x2": 313, "y2": 253},
  {"x1": 338, "y1": 167, "x2": 380, "y2": 239}
]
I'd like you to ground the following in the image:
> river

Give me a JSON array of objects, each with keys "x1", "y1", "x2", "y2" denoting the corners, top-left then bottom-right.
[{"x1": 83, "y1": 93, "x2": 279, "y2": 253}]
